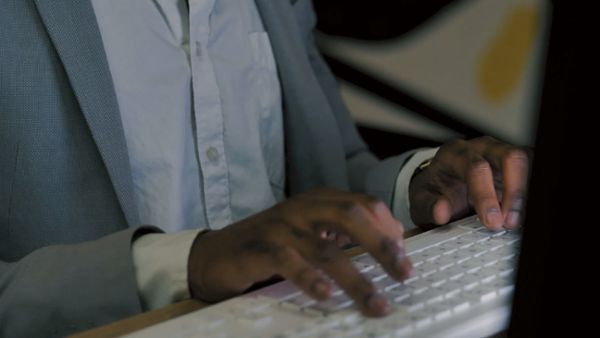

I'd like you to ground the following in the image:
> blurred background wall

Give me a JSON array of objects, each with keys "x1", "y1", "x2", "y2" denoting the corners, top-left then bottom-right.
[{"x1": 313, "y1": 0, "x2": 550, "y2": 157}]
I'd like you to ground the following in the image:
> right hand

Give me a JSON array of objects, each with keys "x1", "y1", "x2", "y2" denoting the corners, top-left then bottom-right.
[{"x1": 187, "y1": 188, "x2": 413, "y2": 317}]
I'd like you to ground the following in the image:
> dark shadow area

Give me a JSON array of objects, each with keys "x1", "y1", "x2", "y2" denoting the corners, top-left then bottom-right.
[
  {"x1": 314, "y1": 0, "x2": 462, "y2": 40},
  {"x1": 357, "y1": 126, "x2": 441, "y2": 159}
]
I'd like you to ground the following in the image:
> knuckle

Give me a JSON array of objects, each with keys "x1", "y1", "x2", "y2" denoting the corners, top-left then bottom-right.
[
  {"x1": 263, "y1": 215, "x2": 288, "y2": 229},
  {"x1": 314, "y1": 241, "x2": 340, "y2": 264},
  {"x1": 511, "y1": 189, "x2": 525, "y2": 200},
  {"x1": 272, "y1": 247, "x2": 295, "y2": 266},
  {"x1": 468, "y1": 158, "x2": 492, "y2": 176},
  {"x1": 364, "y1": 196, "x2": 386, "y2": 212},
  {"x1": 270, "y1": 203, "x2": 293, "y2": 218},
  {"x1": 441, "y1": 139, "x2": 469, "y2": 155},
  {"x1": 380, "y1": 237, "x2": 402, "y2": 257},
  {"x1": 295, "y1": 266, "x2": 318, "y2": 286},
  {"x1": 350, "y1": 277, "x2": 377, "y2": 298},
  {"x1": 508, "y1": 192, "x2": 526, "y2": 210},
  {"x1": 289, "y1": 226, "x2": 310, "y2": 240},
  {"x1": 241, "y1": 238, "x2": 283, "y2": 256},
  {"x1": 338, "y1": 200, "x2": 368, "y2": 218},
  {"x1": 477, "y1": 193, "x2": 498, "y2": 203},
  {"x1": 506, "y1": 187, "x2": 525, "y2": 204},
  {"x1": 365, "y1": 196, "x2": 388, "y2": 215},
  {"x1": 476, "y1": 135, "x2": 498, "y2": 145},
  {"x1": 396, "y1": 222, "x2": 405, "y2": 236},
  {"x1": 504, "y1": 149, "x2": 529, "y2": 166}
]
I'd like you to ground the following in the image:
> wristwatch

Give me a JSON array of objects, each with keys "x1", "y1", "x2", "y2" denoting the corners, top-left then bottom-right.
[{"x1": 412, "y1": 158, "x2": 433, "y2": 180}]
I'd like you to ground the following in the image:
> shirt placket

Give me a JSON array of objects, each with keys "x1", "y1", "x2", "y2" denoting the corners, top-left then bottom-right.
[{"x1": 189, "y1": 0, "x2": 232, "y2": 229}]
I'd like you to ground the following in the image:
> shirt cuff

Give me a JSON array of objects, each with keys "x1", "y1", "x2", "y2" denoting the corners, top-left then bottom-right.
[
  {"x1": 132, "y1": 229, "x2": 200, "y2": 310},
  {"x1": 392, "y1": 147, "x2": 440, "y2": 230}
]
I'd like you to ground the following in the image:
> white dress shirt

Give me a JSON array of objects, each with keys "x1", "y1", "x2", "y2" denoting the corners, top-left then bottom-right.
[
  {"x1": 91, "y1": 0, "x2": 437, "y2": 310},
  {"x1": 92, "y1": 0, "x2": 285, "y2": 234}
]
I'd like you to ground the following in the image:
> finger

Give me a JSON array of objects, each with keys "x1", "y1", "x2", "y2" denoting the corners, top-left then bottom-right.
[
  {"x1": 409, "y1": 176, "x2": 469, "y2": 227},
  {"x1": 410, "y1": 189, "x2": 451, "y2": 227},
  {"x1": 309, "y1": 190, "x2": 405, "y2": 238},
  {"x1": 270, "y1": 247, "x2": 333, "y2": 301},
  {"x1": 299, "y1": 238, "x2": 389, "y2": 317},
  {"x1": 302, "y1": 196, "x2": 412, "y2": 282},
  {"x1": 500, "y1": 149, "x2": 529, "y2": 229},
  {"x1": 467, "y1": 157, "x2": 504, "y2": 230},
  {"x1": 335, "y1": 234, "x2": 353, "y2": 248},
  {"x1": 432, "y1": 197, "x2": 453, "y2": 225}
]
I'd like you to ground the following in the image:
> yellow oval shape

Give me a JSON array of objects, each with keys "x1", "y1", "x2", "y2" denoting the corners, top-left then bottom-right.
[{"x1": 478, "y1": 5, "x2": 539, "y2": 104}]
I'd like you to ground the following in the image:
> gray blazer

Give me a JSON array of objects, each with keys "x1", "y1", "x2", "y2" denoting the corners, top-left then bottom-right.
[{"x1": 0, "y1": 0, "x2": 415, "y2": 336}]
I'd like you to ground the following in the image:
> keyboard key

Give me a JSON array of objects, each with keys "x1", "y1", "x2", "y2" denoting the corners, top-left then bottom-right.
[
  {"x1": 468, "y1": 243, "x2": 490, "y2": 257},
  {"x1": 387, "y1": 287, "x2": 412, "y2": 303},
  {"x1": 281, "y1": 293, "x2": 316, "y2": 310},
  {"x1": 433, "y1": 255, "x2": 456, "y2": 270},
  {"x1": 306, "y1": 294, "x2": 353, "y2": 315},
  {"x1": 447, "y1": 297, "x2": 471, "y2": 313},
  {"x1": 444, "y1": 266, "x2": 466, "y2": 280},
  {"x1": 238, "y1": 310, "x2": 273, "y2": 328},
  {"x1": 494, "y1": 246, "x2": 517, "y2": 258},
  {"x1": 425, "y1": 301, "x2": 452, "y2": 321},
  {"x1": 497, "y1": 284, "x2": 515, "y2": 296},
  {"x1": 425, "y1": 253, "x2": 442, "y2": 262},
  {"x1": 398, "y1": 292, "x2": 435, "y2": 312},
  {"x1": 485, "y1": 239, "x2": 506, "y2": 251},
  {"x1": 353, "y1": 260, "x2": 375, "y2": 273},
  {"x1": 463, "y1": 283, "x2": 499, "y2": 304},
  {"x1": 376, "y1": 276, "x2": 401, "y2": 292},
  {"x1": 262, "y1": 282, "x2": 302, "y2": 301},
  {"x1": 364, "y1": 266, "x2": 387, "y2": 282},
  {"x1": 363, "y1": 328, "x2": 392, "y2": 338},
  {"x1": 421, "y1": 271, "x2": 446, "y2": 287},
  {"x1": 407, "y1": 310, "x2": 433, "y2": 329},
  {"x1": 415, "y1": 262, "x2": 438, "y2": 276},
  {"x1": 455, "y1": 216, "x2": 483, "y2": 229},
  {"x1": 402, "y1": 275, "x2": 419, "y2": 285},
  {"x1": 341, "y1": 326, "x2": 365, "y2": 337},
  {"x1": 367, "y1": 314, "x2": 412, "y2": 337},
  {"x1": 460, "y1": 231, "x2": 493, "y2": 243},
  {"x1": 459, "y1": 260, "x2": 482, "y2": 273},
  {"x1": 440, "y1": 246, "x2": 459, "y2": 256},
  {"x1": 407, "y1": 280, "x2": 430, "y2": 295}
]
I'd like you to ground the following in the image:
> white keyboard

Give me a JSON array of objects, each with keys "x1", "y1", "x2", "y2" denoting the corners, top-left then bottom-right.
[{"x1": 125, "y1": 216, "x2": 520, "y2": 338}]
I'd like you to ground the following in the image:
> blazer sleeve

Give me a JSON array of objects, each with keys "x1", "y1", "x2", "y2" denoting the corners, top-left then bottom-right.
[
  {"x1": 292, "y1": 0, "x2": 420, "y2": 205},
  {"x1": 0, "y1": 226, "x2": 159, "y2": 338}
]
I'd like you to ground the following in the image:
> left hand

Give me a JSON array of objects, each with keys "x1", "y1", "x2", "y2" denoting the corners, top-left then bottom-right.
[{"x1": 409, "y1": 136, "x2": 530, "y2": 230}]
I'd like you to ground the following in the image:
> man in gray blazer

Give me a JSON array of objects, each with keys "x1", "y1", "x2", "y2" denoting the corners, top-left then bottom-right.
[{"x1": 0, "y1": 1, "x2": 529, "y2": 337}]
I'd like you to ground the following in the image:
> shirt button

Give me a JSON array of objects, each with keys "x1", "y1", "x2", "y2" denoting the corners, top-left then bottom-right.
[{"x1": 206, "y1": 147, "x2": 219, "y2": 163}]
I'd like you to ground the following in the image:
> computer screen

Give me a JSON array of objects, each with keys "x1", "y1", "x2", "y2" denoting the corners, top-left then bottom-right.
[{"x1": 508, "y1": 1, "x2": 584, "y2": 336}]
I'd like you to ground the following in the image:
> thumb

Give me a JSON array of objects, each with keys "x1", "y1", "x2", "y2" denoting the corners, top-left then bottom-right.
[{"x1": 410, "y1": 190, "x2": 468, "y2": 228}]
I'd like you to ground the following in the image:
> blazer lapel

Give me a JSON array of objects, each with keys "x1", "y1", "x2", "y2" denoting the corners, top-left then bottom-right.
[{"x1": 34, "y1": 0, "x2": 140, "y2": 226}]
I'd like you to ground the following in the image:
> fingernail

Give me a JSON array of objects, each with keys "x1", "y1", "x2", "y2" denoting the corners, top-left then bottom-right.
[
  {"x1": 396, "y1": 254, "x2": 413, "y2": 280},
  {"x1": 389, "y1": 241, "x2": 413, "y2": 279},
  {"x1": 312, "y1": 280, "x2": 331, "y2": 299},
  {"x1": 486, "y1": 209, "x2": 503, "y2": 228},
  {"x1": 507, "y1": 211, "x2": 520, "y2": 228},
  {"x1": 367, "y1": 293, "x2": 389, "y2": 315}
]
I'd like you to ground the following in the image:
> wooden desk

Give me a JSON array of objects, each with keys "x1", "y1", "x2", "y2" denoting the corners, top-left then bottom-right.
[{"x1": 69, "y1": 228, "x2": 424, "y2": 338}]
